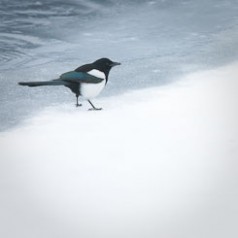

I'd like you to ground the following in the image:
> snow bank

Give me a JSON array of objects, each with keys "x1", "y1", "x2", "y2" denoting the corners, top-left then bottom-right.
[{"x1": 0, "y1": 62, "x2": 238, "y2": 238}]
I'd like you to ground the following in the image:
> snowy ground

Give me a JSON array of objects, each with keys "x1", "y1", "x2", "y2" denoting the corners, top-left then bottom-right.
[{"x1": 0, "y1": 62, "x2": 237, "y2": 238}]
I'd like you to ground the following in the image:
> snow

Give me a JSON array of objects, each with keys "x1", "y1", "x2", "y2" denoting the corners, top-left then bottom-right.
[{"x1": 0, "y1": 62, "x2": 237, "y2": 238}]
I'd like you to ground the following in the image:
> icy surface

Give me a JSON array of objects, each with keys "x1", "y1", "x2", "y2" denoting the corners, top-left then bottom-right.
[{"x1": 0, "y1": 0, "x2": 238, "y2": 130}]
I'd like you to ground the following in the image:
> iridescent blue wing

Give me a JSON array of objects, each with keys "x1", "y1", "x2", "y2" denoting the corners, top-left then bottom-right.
[{"x1": 60, "y1": 71, "x2": 103, "y2": 84}]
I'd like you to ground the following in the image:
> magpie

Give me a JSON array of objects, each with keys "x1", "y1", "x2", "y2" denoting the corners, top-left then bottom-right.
[{"x1": 18, "y1": 58, "x2": 121, "y2": 110}]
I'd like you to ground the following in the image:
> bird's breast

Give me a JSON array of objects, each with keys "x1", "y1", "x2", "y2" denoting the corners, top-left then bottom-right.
[{"x1": 80, "y1": 79, "x2": 106, "y2": 99}]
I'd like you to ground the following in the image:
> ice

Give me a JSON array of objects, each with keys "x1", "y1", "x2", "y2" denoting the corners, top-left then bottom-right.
[{"x1": 1, "y1": 0, "x2": 238, "y2": 131}]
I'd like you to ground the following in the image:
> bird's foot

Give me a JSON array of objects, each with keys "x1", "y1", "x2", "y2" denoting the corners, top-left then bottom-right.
[
  {"x1": 76, "y1": 103, "x2": 82, "y2": 107},
  {"x1": 87, "y1": 100, "x2": 102, "y2": 111},
  {"x1": 88, "y1": 107, "x2": 102, "y2": 111}
]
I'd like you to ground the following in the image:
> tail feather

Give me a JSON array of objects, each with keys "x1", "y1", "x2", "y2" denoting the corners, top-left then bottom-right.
[{"x1": 18, "y1": 79, "x2": 64, "y2": 87}]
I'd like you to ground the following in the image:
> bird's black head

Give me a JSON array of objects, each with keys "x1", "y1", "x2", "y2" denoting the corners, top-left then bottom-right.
[{"x1": 92, "y1": 58, "x2": 121, "y2": 77}]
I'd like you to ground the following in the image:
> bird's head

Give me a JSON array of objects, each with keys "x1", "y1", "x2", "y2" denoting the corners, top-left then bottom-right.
[{"x1": 92, "y1": 58, "x2": 121, "y2": 76}]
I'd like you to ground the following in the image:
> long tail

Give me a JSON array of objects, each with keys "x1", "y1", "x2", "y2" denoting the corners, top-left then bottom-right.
[{"x1": 18, "y1": 79, "x2": 64, "y2": 87}]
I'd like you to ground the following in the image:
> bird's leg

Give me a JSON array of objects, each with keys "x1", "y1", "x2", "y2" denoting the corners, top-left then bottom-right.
[
  {"x1": 88, "y1": 100, "x2": 102, "y2": 111},
  {"x1": 75, "y1": 95, "x2": 82, "y2": 107}
]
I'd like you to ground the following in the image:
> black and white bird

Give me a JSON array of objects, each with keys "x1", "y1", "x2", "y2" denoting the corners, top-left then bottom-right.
[{"x1": 18, "y1": 58, "x2": 121, "y2": 110}]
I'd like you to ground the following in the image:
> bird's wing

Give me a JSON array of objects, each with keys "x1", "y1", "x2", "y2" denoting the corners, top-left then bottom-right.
[
  {"x1": 60, "y1": 71, "x2": 103, "y2": 84},
  {"x1": 75, "y1": 63, "x2": 93, "y2": 73}
]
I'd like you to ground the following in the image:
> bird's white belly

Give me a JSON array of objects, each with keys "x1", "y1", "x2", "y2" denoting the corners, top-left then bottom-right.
[{"x1": 80, "y1": 80, "x2": 106, "y2": 99}]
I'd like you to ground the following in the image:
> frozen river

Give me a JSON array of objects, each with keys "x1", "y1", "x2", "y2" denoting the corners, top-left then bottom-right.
[{"x1": 0, "y1": 0, "x2": 238, "y2": 130}]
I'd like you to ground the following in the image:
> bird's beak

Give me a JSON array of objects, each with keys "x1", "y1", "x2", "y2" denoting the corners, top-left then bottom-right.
[{"x1": 111, "y1": 61, "x2": 121, "y2": 67}]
